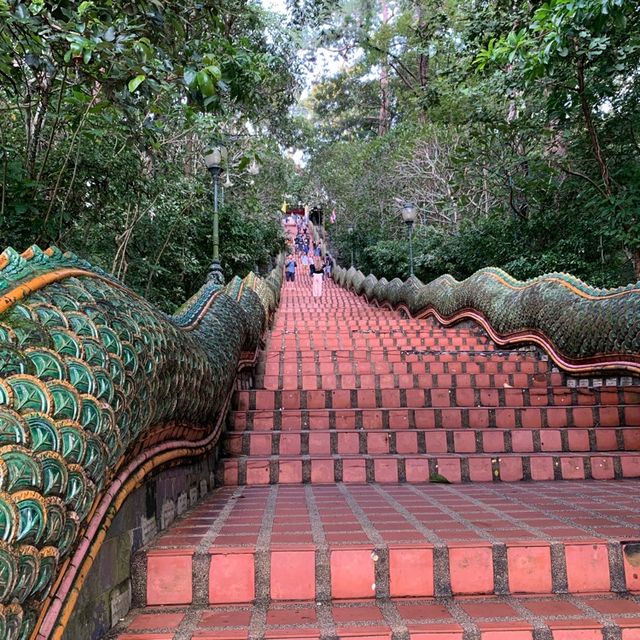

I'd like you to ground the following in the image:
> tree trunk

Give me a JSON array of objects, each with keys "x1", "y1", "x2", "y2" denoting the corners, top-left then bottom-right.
[
  {"x1": 378, "y1": 0, "x2": 390, "y2": 136},
  {"x1": 576, "y1": 56, "x2": 612, "y2": 196}
]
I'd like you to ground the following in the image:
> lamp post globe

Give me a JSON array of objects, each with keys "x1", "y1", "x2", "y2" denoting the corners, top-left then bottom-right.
[
  {"x1": 204, "y1": 146, "x2": 227, "y2": 285},
  {"x1": 401, "y1": 202, "x2": 417, "y2": 277}
]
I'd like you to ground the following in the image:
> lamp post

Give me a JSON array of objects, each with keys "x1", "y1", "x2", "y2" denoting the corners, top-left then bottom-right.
[
  {"x1": 348, "y1": 226, "x2": 354, "y2": 267},
  {"x1": 204, "y1": 146, "x2": 228, "y2": 284},
  {"x1": 401, "y1": 202, "x2": 417, "y2": 277}
]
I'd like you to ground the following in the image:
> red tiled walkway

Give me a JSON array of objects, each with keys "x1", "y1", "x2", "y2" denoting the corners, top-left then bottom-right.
[{"x1": 115, "y1": 238, "x2": 640, "y2": 639}]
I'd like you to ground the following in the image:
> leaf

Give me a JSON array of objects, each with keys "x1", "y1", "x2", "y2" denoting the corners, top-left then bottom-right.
[
  {"x1": 196, "y1": 70, "x2": 215, "y2": 97},
  {"x1": 78, "y1": 1, "x2": 93, "y2": 16},
  {"x1": 128, "y1": 74, "x2": 146, "y2": 92},
  {"x1": 103, "y1": 26, "x2": 116, "y2": 42},
  {"x1": 183, "y1": 67, "x2": 197, "y2": 87}
]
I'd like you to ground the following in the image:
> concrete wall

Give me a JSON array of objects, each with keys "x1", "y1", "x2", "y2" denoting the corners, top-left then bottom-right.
[{"x1": 63, "y1": 453, "x2": 218, "y2": 640}]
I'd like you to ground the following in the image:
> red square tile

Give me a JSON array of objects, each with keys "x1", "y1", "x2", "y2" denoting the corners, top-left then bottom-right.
[
  {"x1": 482, "y1": 431, "x2": 505, "y2": 453},
  {"x1": 389, "y1": 410, "x2": 409, "y2": 429},
  {"x1": 441, "y1": 410, "x2": 462, "y2": 428},
  {"x1": 147, "y1": 550, "x2": 193, "y2": 605},
  {"x1": 405, "y1": 458, "x2": 430, "y2": 482},
  {"x1": 395, "y1": 431, "x2": 418, "y2": 454},
  {"x1": 311, "y1": 459, "x2": 335, "y2": 483},
  {"x1": 565, "y1": 543, "x2": 610, "y2": 592},
  {"x1": 530, "y1": 457, "x2": 555, "y2": 481},
  {"x1": 573, "y1": 408, "x2": 595, "y2": 428},
  {"x1": 246, "y1": 461, "x2": 270, "y2": 484},
  {"x1": 621, "y1": 456, "x2": 640, "y2": 478},
  {"x1": 595, "y1": 429, "x2": 618, "y2": 451},
  {"x1": 279, "y1": 460, "x2": 302, "y2": 483},
  {"x1": 415, "y1": 409, "x2": 436, "y2": 429},
  {"x1": 599, "y1": 406, "x2": 620, "y2": 427},
  {"x1": 368, "y1": 432, "x2": 390, "y2": 454},
  {"x1": 453, "y1": 431, "x2": 476, "y2": 453},
  {"x1": 332, "y1": 390, "x2": 352, "y2": 409},
  {"x1": 338, "y1": 432, "x2": 360, "y2": 454},
  {"x1": 425, "y1": 431, "x2": 447, "y2": 453},
  {"x1": 436, "y1": 458, "x2": 461, "y2": 483},
  {"x1": 280, "y1": 433, "x2": 301, "y2": 455},
  {"x1": 129, "y1": 613, "x2": 185, "y2": 630},
  {"x1": 591, "y1": 456, "x2": 615, "y2": 479},
  {"x1": 507, "y1": 544, "x2": 552, "y2": 593},
  {"x1": 374, "y1": 458, "x2": 398, "y2": 482},
  {"x1": 330, "y1": 547, "x2": 376, "y2": 598},
  {"x1": 309, "y1": 432, "x2": 331, "y2": 454},
  {"x1": 511, "y1": 430, "x2": 534, "y2": 452},
  {"x1": 468, "y1": 457, "x2": 493, "y2": 482},
  {"x1": 357, "y1": 389, "x2": 377, "y2": 408},
  {"x1": 271, "y1": 549, "x2": 315, "y2": 599},
  {"x1": 209, "y1": 551, "x2": 255, "y2": 603},
  {"x1": 469, "y1": 410, "x2": 489, "y2": 429},
  {"x1": 449, "y1": 545, "x2": 493, "y2": 594},
  {"x1": 250, "y1": 434, "x2": 273, "y2": 455},
  {"x1": 521, "y1": 409, "x2": 542, "y2": 429},
  {"x1": 495, "y1": 409, "x2": 516, "y2": 429},
  {"x1": 343, "y1": 459, "x2": 366, "y2": 483},
  {"x1": 539, "y1": 430, "x2": 561, "y2": 451},
  {"x1": 499, "y1": 456, "x2": 523, "y2": 481},
  {"x1": 381, "y1": 389, "x2": 401, "y2": 407},
  {"x1": 389, "y1": 546, "x2": 434, "y2": 596},
  {"x1": 567, "y1": 430, "x2": 590, "y2": 451},
  {"x1": 456, "y1": 388, "x2": 475, "y2": 407},
  {"x1": 560, "y1": 457, "x2": 585, "y2": 480},
  {"x1": 406, "y1": 388, "x2": 426, "y2": 407}
]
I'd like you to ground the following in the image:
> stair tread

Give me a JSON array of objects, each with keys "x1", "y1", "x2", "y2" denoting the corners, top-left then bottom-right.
[
  {"x1": 116, "y1": 593, "x2": 640, "y2": 639},
  {"x1": 147, "y1": 481, "x2": 640, "y2": 551}
]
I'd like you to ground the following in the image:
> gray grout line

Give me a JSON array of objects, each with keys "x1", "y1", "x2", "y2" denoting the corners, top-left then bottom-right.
[
  {"x1": 195, "y1": 487, "x2": 246, "y2": 554},
  {"x1": 482, "y1": 483, "x2": 636, "y2": 540},
  {"x1": 337, "y1": 483, "x2": 385, "y2": 545},
  {"x1": 190, "y1": 486, "x2": 246, "y2": 605},
  {"x1": 337, "y1": 482, "x2": 389, "y2": 599},
  {"x1": 305, "y1": 485, "x2": 338, "y2": 638},
  {"x1": 248, "y1": 484, "x2": 279, "y2": 639},
  {"x1": 503, "y1": 595, "x2": 553, "y2": 640},
  {"x1": 564, "y1": 593, "x2": 625, "y2": 640},
  {"x1": 404, "y1": 484, "x2": 500, "y2": 544},
  {"x1": 173, "y1": 607, "x2": 204, "y2": 640},
  {"x1": 439, "y1": 596, "x2": 480, "y2": 640},
  {"x1": 378, "y1": 598, "x2": 409, "y2": 640},
  {"x1": 439, "y1": 483, "x2": 558, "y2": 540},
  {"x1": 370, "y1": 484, "x2": 445, "y2": 545}
]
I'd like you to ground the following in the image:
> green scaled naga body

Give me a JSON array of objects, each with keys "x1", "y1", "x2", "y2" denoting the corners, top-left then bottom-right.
[{"x1": 0, "y1": 245, "x2": 282, "y2": 640}]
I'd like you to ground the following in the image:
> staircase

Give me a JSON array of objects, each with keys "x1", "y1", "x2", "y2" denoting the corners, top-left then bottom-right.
[{"x1": 114, "y1": 251, "x2": 640, "y2": 639}]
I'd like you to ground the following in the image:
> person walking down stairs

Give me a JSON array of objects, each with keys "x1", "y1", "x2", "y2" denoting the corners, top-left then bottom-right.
[{"x1": 311, "y1": 254, "x2": 324, "y2": 298}]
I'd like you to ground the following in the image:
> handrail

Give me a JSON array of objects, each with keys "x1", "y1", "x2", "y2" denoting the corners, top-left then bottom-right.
[
  {"x1": 0, "y1": 244, "x2": 283, "y2": 640},
  {"x1": 331, "y1": 263, "x2": 640, "y2": 375}
]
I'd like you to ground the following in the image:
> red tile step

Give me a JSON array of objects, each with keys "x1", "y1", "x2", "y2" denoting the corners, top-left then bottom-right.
[
  {"x1": 218, "y1": 451, "x2": 640, "y2": 485},
  {"x1": 230, "y1": 405, "x2": 639, "y2": 431},
  {"x1": 224, "y1": 426, "x2": 640, "y2": 457},
  {"x1": 116, "y1": 593, "x2": 640, "y2": 639},
  {"x1": 235, "y1": 387, "x2": 639, "y2": 410},
  {"x1": 255, "y1": 371, "x2": 567, "y2": 390},
  {"x1": 137, "y1": 482, "x2": 640, "y2": 608}
]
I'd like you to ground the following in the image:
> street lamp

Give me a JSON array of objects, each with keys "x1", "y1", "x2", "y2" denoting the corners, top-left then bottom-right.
[
  {"x1": 204, "y1": 146, "x2": 228, "y2": 284},
  {"x1": 401, "y1": 202, "x2": 417, "y2": 277},
  {"x1": 348, "y1": 226, "x2": 354, "y2": 267}
]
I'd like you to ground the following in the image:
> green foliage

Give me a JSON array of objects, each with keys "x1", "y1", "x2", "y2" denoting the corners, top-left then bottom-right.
[
  {"x1": 0, "y1": 0, "x2": 301, "y2": 310},
  {"x1": 300, "y1": 0, "x2": 640, "y2": 285}
]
